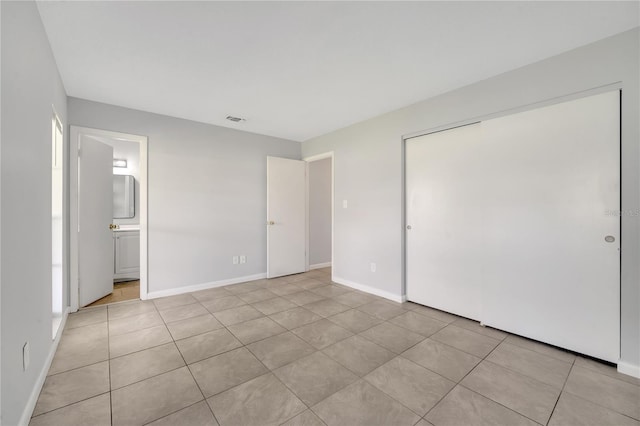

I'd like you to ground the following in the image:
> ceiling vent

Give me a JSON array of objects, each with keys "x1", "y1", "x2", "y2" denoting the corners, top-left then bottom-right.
[{"x1": 226, "y1": 115, "x2": 245, "y2": 122}]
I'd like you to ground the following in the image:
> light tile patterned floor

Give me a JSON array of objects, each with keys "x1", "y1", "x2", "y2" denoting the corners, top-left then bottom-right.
[{"x1": 31, "y1": 268, "x2": 640, "y2": 426}]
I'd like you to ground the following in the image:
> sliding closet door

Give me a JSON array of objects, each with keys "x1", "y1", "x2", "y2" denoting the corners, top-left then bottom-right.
[
  {"x1": 481, "y1": 91, "x2": 620, "y2": 362},
  {"x1": 406, "y1": 123, "x2": 483, "y2": 320}
]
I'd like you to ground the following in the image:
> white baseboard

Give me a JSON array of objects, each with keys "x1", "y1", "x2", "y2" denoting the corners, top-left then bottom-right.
[
  {"x1": 618, "y1": 360, "x2": 640, "y2": 379},
  {"x1": 310, "y1": 262, "x2": 332, "y2": 270},
  {"x1": 332, "y1": 276, "x2": 404, "y2": 303},
  {"x1": 146, "y1": 273, "x2": 267, "y2": 299},
  {"x1": 19, "y1": 307, "x2": 71, "y2": 426}
]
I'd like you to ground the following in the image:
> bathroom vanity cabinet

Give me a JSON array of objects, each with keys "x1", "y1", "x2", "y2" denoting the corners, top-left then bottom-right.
[{"x1": 113, "y1": 229, "x2": 140, "y2": 281}]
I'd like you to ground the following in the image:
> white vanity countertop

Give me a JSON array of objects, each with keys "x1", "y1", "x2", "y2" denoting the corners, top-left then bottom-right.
[{"x1": 113, "y1": 224, "x2": 140, "y2": 231}]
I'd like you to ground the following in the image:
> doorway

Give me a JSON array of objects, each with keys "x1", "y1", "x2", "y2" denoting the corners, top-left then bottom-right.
[
  {"x1": 69, "y1": 126, "x2": 148, "y2": 311},
  {"x1": 305, "y1": 152, "x2": 333, "y2": 275},
  {"x1": 265, "y1": 153, "x2": 334, "y2": 279}
]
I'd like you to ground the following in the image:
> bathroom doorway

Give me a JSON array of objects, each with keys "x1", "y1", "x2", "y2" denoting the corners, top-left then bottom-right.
[{"x1": 69, "y1": 126, "x2": 148, "y2": 310}]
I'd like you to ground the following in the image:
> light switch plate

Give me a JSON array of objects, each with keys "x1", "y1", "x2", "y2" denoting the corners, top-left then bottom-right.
[
  {"x1": 240, "y1": 255, "x2": 246, "y2": 264},
  {"x1": 370, "y1": 263, "x2": 377, "y2": 273},
  {"x1": 343, "y1": 200, "x2": 348, "y2": 209},
  {"x1": 233, "y1": 256, "x2": 239, "y2": 265}
]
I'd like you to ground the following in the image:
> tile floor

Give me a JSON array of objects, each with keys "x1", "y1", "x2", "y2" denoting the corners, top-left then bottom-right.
[
  {"x1": 31, "y1": 268, "x2": 640, "y2": 426},
  {"x1": 87, "y1": 280, "x2": 140, "y2": 307}
]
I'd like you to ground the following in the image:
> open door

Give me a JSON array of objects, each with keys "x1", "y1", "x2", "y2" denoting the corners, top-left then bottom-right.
[
  {"x1": 79, "y1": 136, "x2": 114, "y2": 306},
  {"x1": 267, "y1": 156, "x2": 306, "y2": 278}
]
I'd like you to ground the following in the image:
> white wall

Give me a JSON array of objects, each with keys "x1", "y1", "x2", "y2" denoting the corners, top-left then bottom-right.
[
  {"x1": 308, "y1": 158, "x2": 331, "y2": 266},
  {"x1": 1, "y1": 2, "x2": 68, "y2": 424},
  {"x1": 302, "y1": 29, "x2": 640, "y2": 371},
  {"x1": 68, "y1": 98, "x2": 301, "y2": 294}
]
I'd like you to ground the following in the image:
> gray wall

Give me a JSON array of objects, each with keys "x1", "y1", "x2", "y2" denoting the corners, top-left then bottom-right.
[
  {"x1": 302, "y1": 29, "x2": 640, "y2": 369},
  {"x1": 1, "y1": 2, "x2": 68, "y2": 424},
  {"x1": 309, "y1": 158, "x2": 332, "y2": 266},
  {"x1": 68, "y1": 98, "x2": 301, "y2": 293}
]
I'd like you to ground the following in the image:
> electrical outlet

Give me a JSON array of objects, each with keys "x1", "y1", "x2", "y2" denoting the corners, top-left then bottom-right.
[
  {"x1": 370, "y1": 262, "x2": 377, "y2": 273},
  {"x1": 233, "y1": 256, "x2": 239, "y2": 265},
  {"x1": 240, "y1": 255, "x2": 246, "y2": 264},
  {"x1": 23, "y1": 342, "x2": 30, "y2": 371}
]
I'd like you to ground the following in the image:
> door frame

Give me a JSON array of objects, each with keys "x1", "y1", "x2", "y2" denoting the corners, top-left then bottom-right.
[
  {"x1": 51, "y1": 109, "x2": 65, "y2": 338},
  {"x1": 303, "y1": 152, "x2": 334, "y2": 279},
  {"x1": 69, "y1": 126, "x2": 149, "y2": 311}
]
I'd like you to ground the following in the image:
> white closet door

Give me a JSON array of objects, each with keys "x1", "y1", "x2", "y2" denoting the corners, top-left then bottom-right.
[
  {"x1": 481, "y1": 91, "x2": 620, "y2": 362},
  {"x1": 406, "y1": 123, "x2": 483, "y2": 320}
]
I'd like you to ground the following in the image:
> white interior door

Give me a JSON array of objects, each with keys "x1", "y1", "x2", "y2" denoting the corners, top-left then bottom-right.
[
  {"x1": 267, "y1": 156, "x2": 306, "y2": 278},
  {"x1": 406, "y1": 123, "x2": 484, "y2": 320},
  {"x1": 481, "y1": 91, "x2": 620, "y2": 362},
  {"x1": 79, "y1": 136, "x2": 114, "y2": 306}
]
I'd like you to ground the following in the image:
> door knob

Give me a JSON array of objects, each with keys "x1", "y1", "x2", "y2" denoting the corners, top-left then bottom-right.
[
  {"x1": 267, "y1": 221, "x2": 275, "y2": 225},
  {"x1": 406, "y1": 225, "x2": 412, "y2": 230},
  {"x1": 605, "y1": 235, "x2": 615, "y2": 243},
  {"x1": 109, "y1": 224, "x2": 120, "y2": 230}
]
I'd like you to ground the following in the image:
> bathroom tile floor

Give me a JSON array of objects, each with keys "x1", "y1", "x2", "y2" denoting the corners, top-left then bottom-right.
[{"x1": 31, "y1": 268, "x2": 639, "y2": 425}]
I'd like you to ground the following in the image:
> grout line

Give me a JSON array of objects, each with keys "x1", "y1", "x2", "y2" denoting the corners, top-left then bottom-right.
[
  {"x1": 455, "y1": 385, "x2": 545, "y2": 425},
  {"x1": 307, "y1": 406, "x2": 330, "y2": 426},
  {"x1": 205, "y1": 400, "x2": 222, "y2": 426},
  {"x1": 429, "y1": 336, "x2": 561, "y2": 425},
  {"x1": 545, "y1": 356, "x2": 576, "y2": 426},
  {"x1": 178, "y1": 298, "x2": 319, "y2": 423},
  {"x1": 558, "y1": 365, "x2": 640, "y2": 421},
  {"x1": 45, "y1": 358, "x2": 110, "y2": 378},
  {"x1": 154, "y1": 302, "x2": 223, "y2": 426},
  {"x1": 177, "y1": 274, "x2": 346, "y2": 420},
  {"x1": 479, "y1": 357, "x2": 569, "y2": 391},
  {"x1": 107, "y1": 312, "x2": 113, "y2": 426},
  {"x1": 498, "y1": 340, "x2": 574, "y2": 366},
  {"x1": 29, "y1": 391, "x2": 112, "y2": 419},
  {"x1": 106, "y1": 307, "x2": 158, "y2": 323},
  {"x1": 358, "y1": 358, "x2": 436, "y2": 418},
  {"x1": 421, "y1": 333, "x2": 509, "y2": 422},
  {"x1": 247, "y1": 349, "x2": 314, "y2": 422},
  {"x1": 139, "y1": 400, "x2": 213, "y2": 426},
  {"x1": 503, "y1": 335, "x2": 576, "y2": 365},
  {"x1": 110, "y1": 348, "x2": 185, "y2": 391},
  {"x1": 559, "y1": 388, "x2": 640, "y2": 423},
  {"x1": 570, "y1": 362, "x2": 640, "y2": 387}
]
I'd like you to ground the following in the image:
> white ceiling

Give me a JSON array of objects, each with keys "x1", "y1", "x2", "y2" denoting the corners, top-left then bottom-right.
[{"x1": 37, "y1": 1, "x2": 638, "y2": 142}]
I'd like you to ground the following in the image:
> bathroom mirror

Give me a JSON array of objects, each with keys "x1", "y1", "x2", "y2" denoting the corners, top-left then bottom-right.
[{"x1": 113, "y1": 175, "x2": 135, "y2": 219}]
